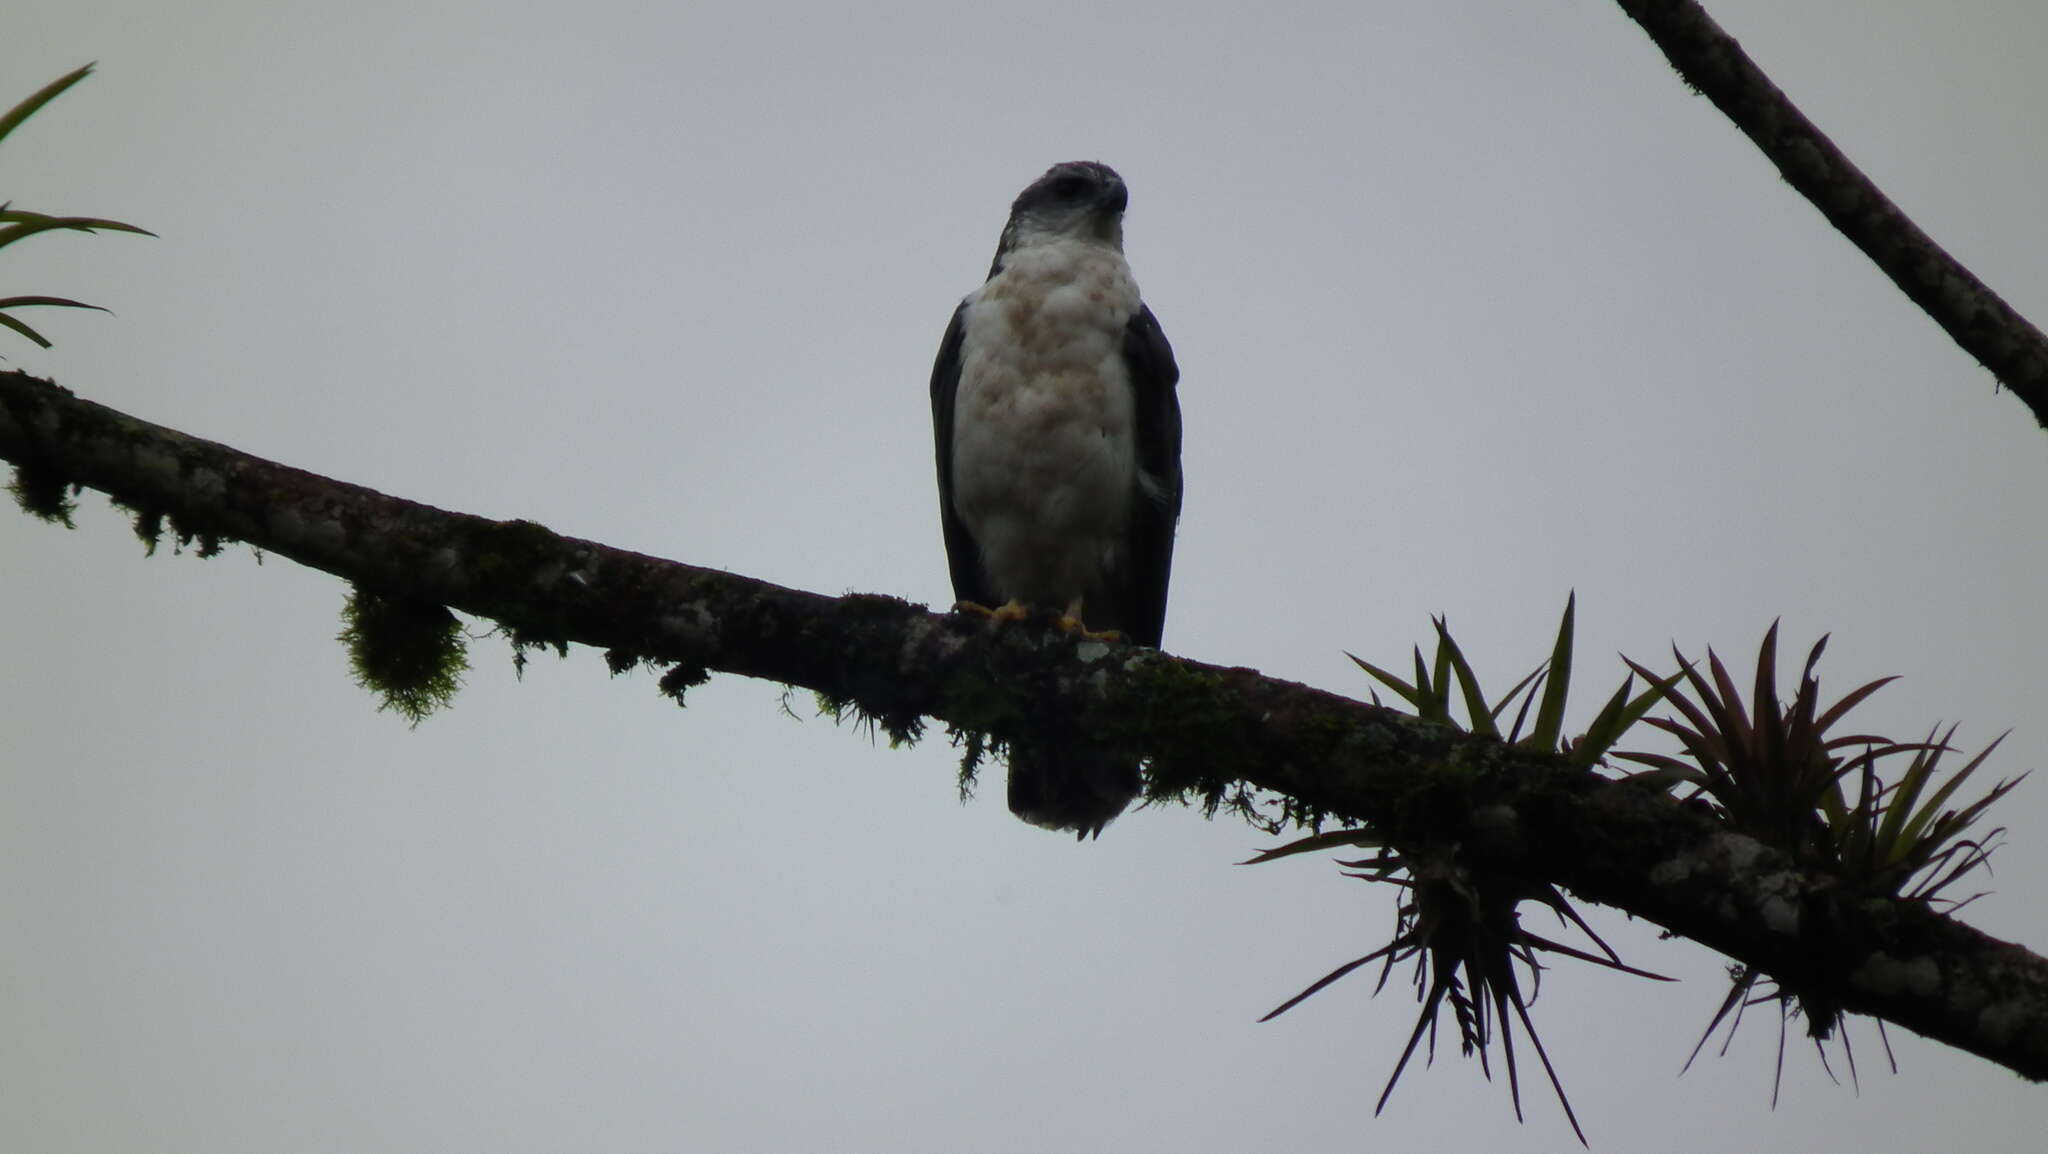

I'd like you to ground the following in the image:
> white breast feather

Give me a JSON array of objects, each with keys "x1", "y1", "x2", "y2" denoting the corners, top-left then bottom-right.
[{"x1": 950, "y1": 237, "x2": 1142, "y2": 608}]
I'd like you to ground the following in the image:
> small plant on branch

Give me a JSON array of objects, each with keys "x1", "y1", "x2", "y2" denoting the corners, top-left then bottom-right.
[
  {"x1": 1620, "y1": 622, "x2": 2022, "y2": 904},
  {"x1": 1253, "y1": 596, "x2": 1674, "y2": 1144},
  {"x1": 1617, "y1": 623, "x2": 2024, "y2": 1095},
  {"x1": 1349, "y1": 593, "x2": 1673, "y2": 770}
]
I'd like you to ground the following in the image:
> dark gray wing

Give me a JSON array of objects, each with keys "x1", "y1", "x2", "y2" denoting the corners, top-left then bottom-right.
[
  {"x1": 1113, "y1": 302, "x2": 1182, "y2": 648},
  {"x1": 930, "y1": 300, "x2": 994, "y2": 608}
]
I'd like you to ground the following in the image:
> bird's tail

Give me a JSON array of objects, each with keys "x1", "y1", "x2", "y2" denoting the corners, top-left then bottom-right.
[{"x1": 1006, "y1": 745, "x2": 1141, "y2": 839}]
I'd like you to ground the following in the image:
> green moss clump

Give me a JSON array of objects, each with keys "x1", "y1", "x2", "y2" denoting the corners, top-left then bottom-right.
[
  {"x1": 338, "y1": 585, "x2": 468, "y2": 725},
  {"x1": 1110, "y1": 658, "x2": 1238, "y2": 809},
  {"x1": 933, "y1": 667, "x2": 1029, "y2": 742},
  {"x1": 950, "y1": 727, "x2": 997, "y2": 802},
  {"x1": 131, "y1": 507, "x2": 164, "y2": 554},
  {"x1": 467, "y1": 519, "x2": 567, "y2": 586},
  {"x1": 814, "y1": 687, "x2": 924, "y2": 749},
  {"x1": 8, "y1": 462, "x2": 77, "y2": 527},
  {"x1": 658, "y1": 662, "x2": 709, "y2": 706}
]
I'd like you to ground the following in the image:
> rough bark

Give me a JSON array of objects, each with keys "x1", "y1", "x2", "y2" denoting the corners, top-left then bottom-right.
[{"x1": 4, "y1": 367, "x2": 2045, "y2": 1081}]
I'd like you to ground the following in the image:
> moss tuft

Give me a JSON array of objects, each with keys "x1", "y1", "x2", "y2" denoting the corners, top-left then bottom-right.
[
  {"x1": 8, "y1": 462, "x2": 77, "y2": 526},
  {"x1": 815, "y1": 688, "x2": 925, "y2": 749},
  {"x1": 338, "y1": 585, "x2": 468, "y2": 725},
  {"x1": 657, "y1": 662, "x2": 710, "y2": 706},
  {"x1": 950, "y1": 727, "x2": 997, "y2": 802},
  {"x1": 1111, "y1": 657, "x2": 1238, "y2": 809},
  {"x1": 605, "y1": 648, "x2": 659, "y2": 677},
  {"x1": 467, "y1": 519, "x2": 568, "y2": 586},
  {"x1": 132, "y1": 507, "x2": 164, "y2": 554}
]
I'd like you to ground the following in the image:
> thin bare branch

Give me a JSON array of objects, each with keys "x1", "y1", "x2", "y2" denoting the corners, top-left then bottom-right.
[{"x1": 1613, "y1": 0, "x2": 2048, "y2": 425}]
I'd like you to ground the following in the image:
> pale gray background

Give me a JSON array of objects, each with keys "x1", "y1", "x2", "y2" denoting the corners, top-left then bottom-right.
[{"x1": 3, "y1": 2, "x2": 2045, "y2": 1151}]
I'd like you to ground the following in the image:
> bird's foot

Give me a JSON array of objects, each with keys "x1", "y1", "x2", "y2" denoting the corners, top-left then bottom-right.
[
  {"x1": 1054, "y1": 594, "x2": 1120, "y2": 641},
  {"x1": 1055, "y1": 615, "x2": 1122, "y2": 643},
  {"x1": 954, "y1": 598, "x2": 1030, "y2": 625}
]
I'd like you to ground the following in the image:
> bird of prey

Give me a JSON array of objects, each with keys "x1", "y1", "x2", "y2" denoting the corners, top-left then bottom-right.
[{"x1": 929, "y1": 161, "x2": 1183, "y2": 837}]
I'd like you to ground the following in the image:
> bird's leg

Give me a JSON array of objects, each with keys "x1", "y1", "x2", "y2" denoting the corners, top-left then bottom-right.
[
  {"x1": 954, "y1": 598, "x2": 1031, "y2": 624},
  {"x1": 1057, "y1": 594, "x2": 1121, "y2": 642},
  {"x1": 1058, "y1": 593, "x2": 1085, "y2": 631}
]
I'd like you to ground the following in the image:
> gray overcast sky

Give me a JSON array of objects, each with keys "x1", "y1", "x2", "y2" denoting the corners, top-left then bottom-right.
[{"x1": 4, "y1": 2, "x2": 2045, "y2": 1150}]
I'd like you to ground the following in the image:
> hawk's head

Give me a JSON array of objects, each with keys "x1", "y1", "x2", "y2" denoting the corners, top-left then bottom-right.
[{"x1": 989, "y1": 161, "x2": 1128, "y2": 277}]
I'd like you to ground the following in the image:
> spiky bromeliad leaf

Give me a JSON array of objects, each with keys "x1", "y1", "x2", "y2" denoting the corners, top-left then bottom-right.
[
  {"x1": 1619, "y1": 622, "x2": 2024, "y2": 1095},
  {"x1": 1349, "y1": 620, "x2": 1542, "y2": 740},
  {"x1": 0, "y1": 210, "x2": 156, "y2": 252},
  {"x1": 1263, "y1": 599, "x2": 1681, "y2": 1142},
  {"x1": 0, "y1": 63, "x2": 97, "y2": 146},
  {"x1": 1256, "y1": 844, "x2": 1669, "y2": 1146},
  {"x1": 1620, "y1": 623, "x2": 1898, "y2": 855},
  {"x1": 1829, "y1": 726, "x2": 2025, "y2": 903},
  {"x1": 1523, "y1": 591, "x2": 1576, "y2": 751},
  {"x1": 1351, "y1": 595, "x2": 1663, "y2": 768},
  {"x1": 0, "y1": 66, "x2": 155, "y2": 352},
  {"x1": 1567, "y1": 667, "x2": 1682, "y2": 770},
  {"x1": 0, "y1": 294, "x2": 109, "y2": 348},
  {"x1": 1620, "y1": 621, "x2": 2019, "y2": 899},
  {"x1": 1238, "y1": 826, "x2": 1386, "y2": 866}
]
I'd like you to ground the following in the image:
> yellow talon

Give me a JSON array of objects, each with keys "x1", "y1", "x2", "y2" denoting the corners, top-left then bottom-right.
[
  {"x1": 1057, "y1": 595, "x2": 1120, "y2": 641},
  {"x1": 955, "y1": 598, "x2": 1030, "y2": 624},
  {"x1": 957, "y1": 597, "x2": 1118, "y2": 640}
]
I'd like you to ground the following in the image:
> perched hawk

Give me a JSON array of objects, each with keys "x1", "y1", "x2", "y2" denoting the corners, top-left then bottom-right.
[{"x1": 929, "y1": 161, "x2": 1184, "y2": 837}]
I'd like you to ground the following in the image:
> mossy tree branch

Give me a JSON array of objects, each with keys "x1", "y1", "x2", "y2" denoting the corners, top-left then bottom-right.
[
  {"x1": 4, "y1": 366, "x2": 2047, "y2": 1081},
  {"x1": 1612, "y1": 0, "x2": 2048, "y2": 427}
]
